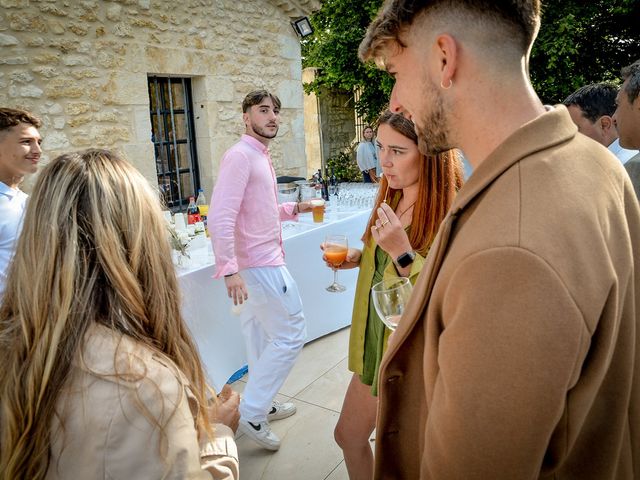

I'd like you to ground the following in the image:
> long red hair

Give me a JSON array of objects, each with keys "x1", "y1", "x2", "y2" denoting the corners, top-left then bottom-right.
[{"x1": 362, "y1": 111, "x2": 464, "y2": 256}]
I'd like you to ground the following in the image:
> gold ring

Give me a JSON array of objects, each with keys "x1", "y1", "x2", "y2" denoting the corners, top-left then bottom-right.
[{"x1": 381, "y1": 220, "x2": 389, "y2": 227}]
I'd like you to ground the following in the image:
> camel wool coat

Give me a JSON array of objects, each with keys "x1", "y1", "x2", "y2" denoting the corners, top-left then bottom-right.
[{"x1": 374, "y1": 106, "x2": 640, "y2": 479}]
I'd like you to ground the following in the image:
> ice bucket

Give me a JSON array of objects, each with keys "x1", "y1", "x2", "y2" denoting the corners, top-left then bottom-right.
[{"x1": 277, "y1": 183, "x2": 300, "y2": 203}]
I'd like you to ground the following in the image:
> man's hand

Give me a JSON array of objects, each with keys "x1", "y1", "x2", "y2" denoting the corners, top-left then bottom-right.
[
  {"x1": 224, "y1": 273, "x2": 248, "y2": 305},
  {"x1": 211, "y1": 385, "x2": 240, "y2": 433},
  {"x1": 297, "y1": 200, "x2": 320, "y2": 214}
]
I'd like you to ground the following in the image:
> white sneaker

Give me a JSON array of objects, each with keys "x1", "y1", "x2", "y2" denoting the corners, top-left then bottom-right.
[
  {"x1": 267, "y1": 400, "x2": 297, "y2": 421},
  {"x1": 239, "y1": 418, "x2": 281, "y2": 451}
]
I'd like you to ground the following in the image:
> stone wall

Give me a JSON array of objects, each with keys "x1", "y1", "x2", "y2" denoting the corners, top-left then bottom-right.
[
  {"x1": 302, "y1": 67, "x2": 356, "y2": 177},
  {"x1": 0, "y1": 0, "x2": 318, "y2": 197},
  {"x1": 302, "y1": 67, "x2": 320, "y2": 178},
  {"x1": 318, "y1": 85, "x2": 355, "y2": 164}
]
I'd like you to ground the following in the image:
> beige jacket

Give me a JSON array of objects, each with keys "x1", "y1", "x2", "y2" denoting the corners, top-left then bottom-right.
[
  {"x1": 375, "y1": 107, "x2": 640, "y2": 479},
  {"x1": 46, "y1": 324, "x2": 239, "y2": 479}
]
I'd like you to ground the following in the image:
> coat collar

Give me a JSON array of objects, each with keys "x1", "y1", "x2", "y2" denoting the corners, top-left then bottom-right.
[
  {"x1": 384, "y1": 105, "x2": 578, "y2": 360},
  {"x1": 451, "y1": 105, "x2": 577, "y2": 216}
]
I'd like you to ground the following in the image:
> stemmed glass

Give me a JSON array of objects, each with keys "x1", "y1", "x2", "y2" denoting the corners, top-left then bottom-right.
[
  {"x1": 324, "y1": 234, "x2": 348, "y2": 292},
  {"x1": 371, "y1": 277, "x2": 413, "y2": 330}
]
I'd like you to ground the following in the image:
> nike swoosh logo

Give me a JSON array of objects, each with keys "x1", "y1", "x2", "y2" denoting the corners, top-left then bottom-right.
[{"x1": 248, "y1": 422, "x2": 262, "y2": 431}]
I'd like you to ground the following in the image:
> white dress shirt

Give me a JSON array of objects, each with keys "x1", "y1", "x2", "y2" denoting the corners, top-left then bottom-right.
[
  {"x1": 0, "y1": 181, "x2": 28, "y2": 300},
  {"x1": 608, "y1": 138, "x2": 639, "y2": 165}
]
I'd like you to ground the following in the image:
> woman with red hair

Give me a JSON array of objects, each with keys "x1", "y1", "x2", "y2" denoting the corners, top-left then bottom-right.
[{"x1": 330, "y1": 111, "x2": 463, "y2": 479}]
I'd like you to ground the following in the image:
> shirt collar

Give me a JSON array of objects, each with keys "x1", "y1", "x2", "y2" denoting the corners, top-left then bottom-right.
[
  {"x1": 608, "y1": 138, "x2": 621, "y2": 154},
  {"x1": 0, "y1": 181, "x2": 20, "y2": 199},
  {"x1": 241, "y1": 134, "x2": 270, "y2": 155}
]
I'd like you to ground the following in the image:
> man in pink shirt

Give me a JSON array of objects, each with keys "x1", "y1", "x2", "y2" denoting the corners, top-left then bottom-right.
[{"x1": 209, "y1": 90, "x2": 316, "y2": 451}]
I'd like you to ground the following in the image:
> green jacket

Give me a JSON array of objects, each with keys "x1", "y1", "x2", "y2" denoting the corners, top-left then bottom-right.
[{"x1": 347, "y1": 237, "x2": 425, "y2": 375}]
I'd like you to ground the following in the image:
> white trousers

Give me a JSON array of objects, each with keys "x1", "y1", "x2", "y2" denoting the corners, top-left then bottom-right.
[{"x1": 238, "y1": 265, "x2": 306, "y2": 422}]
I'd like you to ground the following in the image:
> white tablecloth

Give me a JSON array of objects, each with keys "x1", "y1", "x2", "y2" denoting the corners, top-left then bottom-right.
[{"x1": 177, "y1": 209, "x2": 371, "y2": 390}]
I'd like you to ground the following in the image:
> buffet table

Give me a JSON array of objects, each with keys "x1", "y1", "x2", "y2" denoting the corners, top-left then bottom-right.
[{"x1": 177, "y1": 208, "x2": 371, "y2": 390}]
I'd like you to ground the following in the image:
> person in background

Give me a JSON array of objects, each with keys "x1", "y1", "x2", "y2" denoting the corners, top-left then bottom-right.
[
  {"x1": 0, "y1": 108, "x2": 41, "y2": 301},
  {"x1": 563, "y1": 82, "x2": 638, "y2": 163},
  {"x1": 614, "y1": 59, "x2": 640, "y2": 201},
  {"x1": 328, "y1": 111, "x2": 463, "y2": 480},
  {"x1": 360, "y1": 0, "x2": 640, "y2": 478},
  {"x1": 356, "y1": 125, "x2": 378, "y2": 183},
  {"x1": 209, "y1": 90, "x2": 316, "y2": 451},
  {"x1": 0, "y1": 149, "x2": 240, "y2": 479}
]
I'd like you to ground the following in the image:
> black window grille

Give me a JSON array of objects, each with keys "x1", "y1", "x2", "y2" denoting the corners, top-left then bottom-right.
[
  {"x1": 354, "y1": 87, "x2": 367, "y2": 142},
  {"x1": 148, "y1": 76, "x2": 200, "y2": 210}
]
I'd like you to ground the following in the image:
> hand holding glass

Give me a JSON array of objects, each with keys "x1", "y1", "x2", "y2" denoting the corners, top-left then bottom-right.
[
  {"x1": 371, "y1": 277, "x2": 413, "y2": 330},
  {"x1": 324, "y1": 234, "x2": 348, "y2": 292}
]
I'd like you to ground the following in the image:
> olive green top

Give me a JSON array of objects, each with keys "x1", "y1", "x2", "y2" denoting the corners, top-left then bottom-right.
[{"x1": 347, "y1": 208, "x2": 425, "y2": 377}]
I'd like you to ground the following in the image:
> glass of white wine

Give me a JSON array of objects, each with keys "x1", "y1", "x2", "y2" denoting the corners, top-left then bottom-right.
[{"x1": 371, "y1": 277, "x2": 413, "y2": 330}]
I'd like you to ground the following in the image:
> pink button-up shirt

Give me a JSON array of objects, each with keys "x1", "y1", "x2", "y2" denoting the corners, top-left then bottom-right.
[{"x1": 209, "y1": 134, "x2": 298, "y2": 278}]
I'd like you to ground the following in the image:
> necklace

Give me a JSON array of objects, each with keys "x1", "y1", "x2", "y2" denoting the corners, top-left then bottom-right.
[{"x1": 396, "y1": 201, "x2": 416, "y2": 219}]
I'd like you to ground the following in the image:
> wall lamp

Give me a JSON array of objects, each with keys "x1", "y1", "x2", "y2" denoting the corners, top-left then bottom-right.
[{"x1": 291, "y1": 17, "x2": 313, "y2": 38}]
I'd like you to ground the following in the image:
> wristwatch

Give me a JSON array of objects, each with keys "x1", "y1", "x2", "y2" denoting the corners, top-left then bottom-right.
[{"x1": 395, "y1": 251, "x2": 416, "y2": 268}]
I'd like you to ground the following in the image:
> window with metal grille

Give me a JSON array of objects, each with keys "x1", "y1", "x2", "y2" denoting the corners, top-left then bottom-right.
[
  {"x1": 148, "y1": 76, "x2": 200, "y2": 210},
  {"x1": 353, "y1": 87, "x2": 367, "y2": 142}
]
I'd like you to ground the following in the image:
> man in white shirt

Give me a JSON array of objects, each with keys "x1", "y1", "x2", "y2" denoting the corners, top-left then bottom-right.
[
  {"x1": 0, "y1": 108, "x2": 42, "y2": 300},
  {"x1": 563, "y1": 83, "x2": 638, "y2": 164},
  {"x1": 614, "y1": 60, "x2": 640, "y2": 201}
]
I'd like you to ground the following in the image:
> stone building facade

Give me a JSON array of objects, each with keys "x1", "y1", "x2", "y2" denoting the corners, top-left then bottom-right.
[
  {"x1": 0, "y1": 0, "x2": 319, "y2": 204},
  {"x1": 303, "y1": 67, "x2": 356, "y2": 177}
]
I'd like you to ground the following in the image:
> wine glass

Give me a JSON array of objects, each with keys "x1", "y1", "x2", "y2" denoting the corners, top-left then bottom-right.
[
  {"x1": 371, "y1": 277, "x2": 413, "y2": 330},
  {"x1": 324, "y1": 234, "x2": 348, "y2": 292}
]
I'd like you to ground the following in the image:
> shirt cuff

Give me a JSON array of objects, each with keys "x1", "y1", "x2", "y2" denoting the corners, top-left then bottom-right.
[
  {"x1": 214, "y1": 260, "x2": 239, "y2": 279},
  {"x1": 279, "y1": 202, "x2": 299, "y2": 222}
]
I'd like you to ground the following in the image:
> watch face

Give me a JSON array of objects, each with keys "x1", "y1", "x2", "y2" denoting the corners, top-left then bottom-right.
[{"x1": 396, "y1": 251, "x2": 415, "y2": 268}]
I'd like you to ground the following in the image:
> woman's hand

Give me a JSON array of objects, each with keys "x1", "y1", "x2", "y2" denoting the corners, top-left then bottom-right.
[
  {"x1": 210, "y1": 385, "x2": 240, "y2": 433},
  {"x1": 371, "y1": 202, "x2": 412, "y2": 260},
  {"x1": 320, "y1": 244, "x2": 362, "y2": 270}
]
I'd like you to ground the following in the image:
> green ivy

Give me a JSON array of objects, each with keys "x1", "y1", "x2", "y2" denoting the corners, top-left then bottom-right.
[
  {"x1": 326, "y1": 144, "x2": 362, "y2": 182},
  {"x1": 303, "y1": 0, "x2": 640, "y2": 117}
]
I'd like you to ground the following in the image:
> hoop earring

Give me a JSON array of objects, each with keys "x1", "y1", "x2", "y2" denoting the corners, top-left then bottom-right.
[{"x1": 440, "y1": 78, "x2": 453, "y2": 89}]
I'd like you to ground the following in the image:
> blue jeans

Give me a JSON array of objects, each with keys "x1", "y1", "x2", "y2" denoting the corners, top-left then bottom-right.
[{"x1": 362, "y1": 171, "x2": 372, "y2": 183}]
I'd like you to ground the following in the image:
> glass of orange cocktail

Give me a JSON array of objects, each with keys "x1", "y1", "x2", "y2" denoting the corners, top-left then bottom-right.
[{"x1": 324, "y1": 234, "x2": 348, "y2": 292}]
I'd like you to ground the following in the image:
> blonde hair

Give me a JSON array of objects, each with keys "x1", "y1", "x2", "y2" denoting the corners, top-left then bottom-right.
[
  {"x1": 362, "y1": 111, "x2": 463, "y2": 255},
  {"x1": 0, "y1": 149, "x2": 212, "y2": 479}
]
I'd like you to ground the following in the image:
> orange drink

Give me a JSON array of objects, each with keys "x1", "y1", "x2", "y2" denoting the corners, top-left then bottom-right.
[
  {"x1": 324, "y1": 246, "x2": 348, "y2": 267},
  {"x1": 311, "y1": 198, "x2": 325, "y2": 223},
  {"x1": 324, "y1": 234, "x2": 348, "y2": 292}
]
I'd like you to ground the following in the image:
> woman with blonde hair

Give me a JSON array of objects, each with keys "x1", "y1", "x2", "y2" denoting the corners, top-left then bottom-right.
[
  {"x1": 328, "y1": 111, "x2": 463, "y2": 479},
  {"x1": 0, "y1": 149, "x2": 239, "y2": 479}
]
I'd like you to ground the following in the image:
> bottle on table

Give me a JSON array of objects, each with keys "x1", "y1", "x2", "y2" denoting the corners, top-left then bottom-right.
[
  {"x1": 195, "y1": 188, "x2": 209, "y2": 235},
  {"x1": 315, "y1": 169, "x2": 323, "y2": 198},
  {"x1": 321, "y1": 168, "x2": 330, "y2": 202},
  {"x1": 330, "y1": 168, "x2": 338, "y2": 196},
  {"x1": 187, "y1": 196, "x2": 201, "y2": 225}
]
